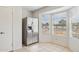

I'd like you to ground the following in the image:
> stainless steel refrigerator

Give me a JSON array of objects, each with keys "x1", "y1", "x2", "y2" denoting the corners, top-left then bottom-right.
[{"x1": 22, "y1": 17, "x2": 39, "y2": 46}]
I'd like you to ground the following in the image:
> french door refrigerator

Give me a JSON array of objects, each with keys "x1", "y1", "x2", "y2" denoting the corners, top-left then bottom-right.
[{"x1": 22, "y1": 17, "x2": 39, "y2": 46}]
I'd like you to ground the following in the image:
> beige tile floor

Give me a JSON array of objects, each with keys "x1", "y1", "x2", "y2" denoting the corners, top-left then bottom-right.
[{"x1": 15, "y1": 43, "x2": 71, "y2": 52}]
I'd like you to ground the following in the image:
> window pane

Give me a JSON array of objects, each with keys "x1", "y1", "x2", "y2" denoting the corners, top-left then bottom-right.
[
  {"x1": 42, "y1": 15, "x2": 49, "y2": 34},
  {"x1": 72, "y1": 16, "x2": 79, "y2": 39},
  {"x1": 52, "y1": 12, "x2": 67, "y2": 36}
]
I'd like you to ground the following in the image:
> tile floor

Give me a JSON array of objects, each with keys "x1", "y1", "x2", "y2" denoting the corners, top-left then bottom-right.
[{"x1": 15, "y1": 43, "x2": 71, "y2": 52}]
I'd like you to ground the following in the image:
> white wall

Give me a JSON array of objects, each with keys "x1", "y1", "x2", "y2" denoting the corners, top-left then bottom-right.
[
  {"x1": 12, "y1": 7, "x2": 22, "y2": 50},
  {"x1": 22, "y1": 8, "x2": 32, "y2": 18},
  {"x1": 12, "y1": 7, "x2": 33, "y2": 50}
]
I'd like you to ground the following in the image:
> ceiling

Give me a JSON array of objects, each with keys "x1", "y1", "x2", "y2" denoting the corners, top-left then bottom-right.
[{"x1": 22, "y1": 6, "x2": 44, "y2": 11}]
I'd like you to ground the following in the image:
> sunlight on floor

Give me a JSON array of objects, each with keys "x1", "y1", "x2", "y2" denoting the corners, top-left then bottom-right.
[{"x1": 15, "y1": 43, "x2": 71, "y2": 52}]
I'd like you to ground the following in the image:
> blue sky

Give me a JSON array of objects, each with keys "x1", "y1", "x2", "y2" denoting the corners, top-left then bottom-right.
[
  {"x1": 72, "y1": 16, "x2": 79, "y2": 23},
  {"x1": 42, "y1": 15, "x2": 49, "y2": 21},
  {"x1": 42, "y1": 15, "x2": 49, "y2": 24}
]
